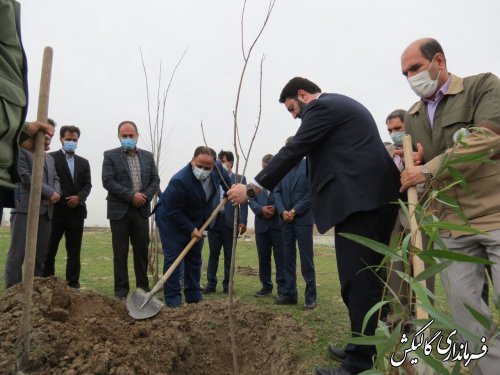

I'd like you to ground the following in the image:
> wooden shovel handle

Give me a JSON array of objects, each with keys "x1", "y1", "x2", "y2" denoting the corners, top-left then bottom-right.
[
  {"x1": 402, "y1": 135, "x2": 428, "y2": 321},
  {"x1": 146, "y1": 197, "x2": 228, "y2": 300},
  {"x1": 16, "y1": 46, "x2": 53, "y2": 370}
]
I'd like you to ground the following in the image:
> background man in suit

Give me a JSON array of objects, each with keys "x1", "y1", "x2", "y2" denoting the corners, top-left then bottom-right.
[
  {"x1": 155, "y1": 146, "x2": 231, "y2": 307},
  {"x1": 43, "y1": 125, "x2": 92, "y2": 289},
  {"x1": 228, "y1": 77, "x2": 401, "y2": 375},
  {"x1": 204, "y1": 150, "x2": 248, "y2": 294},
  {"x1": 102, "y1": 120, "x2": 160, "y2": 300},
  {"x1": 4, "y1": 119, "x2": 60, "y2": 288},
  {"x1": 274, "y1": 136, "x2": 316, "y2": 309},
  {"x1": 249, "y1": 154, "x2": 285, "y2": 298},
  {"x1": 400, "y1": 38, "x2": 500, "y2": 374},
  {"x1": 0, "y1": 0, "x2": 54, "y2": 225}
]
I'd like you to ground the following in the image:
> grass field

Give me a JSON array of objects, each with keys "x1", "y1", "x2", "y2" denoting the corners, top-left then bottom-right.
[
  {"x1": 0, "y1": 226, "x2": 493, "y2": 373},
  {"x1": 0, "y1": 227, "x2": 351, "y2": 371}
]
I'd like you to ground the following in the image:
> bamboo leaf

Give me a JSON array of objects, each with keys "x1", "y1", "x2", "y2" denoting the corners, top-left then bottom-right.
[
  {"x1": 347, "y1": 335, "x2": 389, "y2": 345},
  {"x1": 338, "y1": 233, "x2": 404, "y2": 261},
  {"x1": 413, "y1": 261, "x2": 451, "y2": 282},
  {"x1": 362, "y1": 301, "x2": 389, "y2": 335},
  {"x1": 423, "y1": 221, "x2": 484, "y2": 235},
  {"x1": 447, "y1": 165, "x2": 470, "y2": 192},
  {"x1": 423, "y1": 250, "x2": 494, "y2": 265},
  {"x1": 464, "y1": 303, "x2": 493, "y2": 331}
]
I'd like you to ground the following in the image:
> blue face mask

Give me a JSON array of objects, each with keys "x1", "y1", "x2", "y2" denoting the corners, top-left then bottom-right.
[
  {"x1": 390, "y1": 131, "x2": 405, "y2": 147},
  {"x1": 121, "y1": 138, "x2": 137, "y2": 150},
  {"x1": 62, "y1": 140, "x2": 78, "y2": 153},
  {"x1": 193, "y1": 166, "x2": 211, "y2": 181}
]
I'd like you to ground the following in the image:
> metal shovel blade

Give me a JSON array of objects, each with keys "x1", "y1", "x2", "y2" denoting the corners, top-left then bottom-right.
[{"x1": 126, "y1": 288, "x2": 164, "y2": 320}]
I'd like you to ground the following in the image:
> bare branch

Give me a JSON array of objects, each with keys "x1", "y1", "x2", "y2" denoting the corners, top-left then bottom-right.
[
  {"x1": 241, "y1": 54, "x2": 265, "y2": 178},
  {"x1": 200, "y1": 121, "x2": 230, "y2": 190},
  {"x1": 240, "y1": 0, "x2": 247, "y2": 61},
  {"x1": 140, "y1": 48, "x2": 154, "y2": 152}
]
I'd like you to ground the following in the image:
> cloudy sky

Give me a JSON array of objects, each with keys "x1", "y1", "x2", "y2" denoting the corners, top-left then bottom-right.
[{"x1": 19, "y1": 0, "x2": 500, "y2": 226}]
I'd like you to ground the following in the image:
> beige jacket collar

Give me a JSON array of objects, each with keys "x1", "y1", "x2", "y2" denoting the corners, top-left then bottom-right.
[{"x1": 408, "y1": 74, "x2": 464, "y2": 115}]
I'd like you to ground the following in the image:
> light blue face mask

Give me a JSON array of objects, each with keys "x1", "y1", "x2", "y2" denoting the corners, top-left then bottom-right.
[
  {"x1": 193, "y1": 166, "x2": 211, "y2": 181},
  {"x1": 62, "y1": 140, "x2": 78, "y2": 153},
  {"x1": 390, "y1": 131, "x2": 405, "y2": 147},
  {"x1": 121, "y1": 138, "x2": 137, "y2": 150}
]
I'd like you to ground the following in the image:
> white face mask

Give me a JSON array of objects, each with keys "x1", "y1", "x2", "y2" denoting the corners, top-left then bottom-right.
[
  {"x1": 221, "y1": 163, "x2": 229, "y2": 171},
  {"x1": 193, "y1": 166, "x2": 211, "y2": 181},
  {"x1": 407, "y1": 56, "x2": 441, "y2": 98}
]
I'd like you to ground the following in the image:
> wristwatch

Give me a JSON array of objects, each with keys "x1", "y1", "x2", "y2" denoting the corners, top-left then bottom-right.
[
  {"x1": 421, "y1": 166, "x2": 432, "y2": 180},
  {"x1": 246, "y1": 185, "x2": 256, "y2": 198}
]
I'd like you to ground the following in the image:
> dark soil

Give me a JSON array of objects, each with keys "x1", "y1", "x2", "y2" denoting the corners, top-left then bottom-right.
[{"x1": 0, "y1": 278, "x2": 315, "y2": 374}]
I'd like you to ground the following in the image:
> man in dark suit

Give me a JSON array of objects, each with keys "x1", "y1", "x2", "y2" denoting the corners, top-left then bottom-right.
[
  {"x1": 204, "y1": 150, "x2": 248, "y2": 294},
  {"x1": 4, "y1": 119, "x2": 61, "y2": 288},
  {"x1": 102, "y1": 120, "x2": 160, "y2": 299},
  {"x1": 43, "y1": 125, "x2": 92, "y2": 289},
  {"x1": 228, "y1": 77, "x2": 401, "y2": 375},
  {"x1": 273, "y1": 137, "x2": 316, "y2": 309},
  {"x1": 249, "y1": 154, "x2": 285, "y2": 297},
  {"x1": 155, "y1": 146, "x2": 231, "y2": 307}
]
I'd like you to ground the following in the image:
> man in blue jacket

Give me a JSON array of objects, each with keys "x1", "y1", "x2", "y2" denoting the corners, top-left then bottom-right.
[
  {"x1": 274, "y1": 137, "x2": 316, "y2": 309},
  {"x1": 249, "y1": 154, "x2": 285, "y2": 297},
  {"x1": 205, "y1": 150, "x2": 248, "y2": 294},
  {"x1": 155, "y1": 146, "x2": 231, "y2": 307}
]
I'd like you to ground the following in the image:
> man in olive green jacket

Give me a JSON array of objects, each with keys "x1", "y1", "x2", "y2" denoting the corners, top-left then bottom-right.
[
  {"x1": 399, "y1": 37, "x2": 500, "y2": 374},
  {"x1": 0, "y1": 0, "x2": 53, "y2": 211}
]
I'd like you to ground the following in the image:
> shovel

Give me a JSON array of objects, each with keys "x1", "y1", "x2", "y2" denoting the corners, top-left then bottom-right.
[{"x1": 127, "y1": 197, "x2": 228, "y2": 319}]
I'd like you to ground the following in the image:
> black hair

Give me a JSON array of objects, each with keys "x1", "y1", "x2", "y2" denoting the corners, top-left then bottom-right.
[
  {"x1": 279, "y1": 77, "x2": 321, "y2": 103},
  {"x1": 218, "y1": 150, "x2": 234, "y2": 163},
  {"x1": 385, "y1": 109, "x2": 407, "y2": 124},
  {"x1": 118, "y1": 120, "x2": 138, "y2": 133},
  {"x1": 60, "y1": 125, "x2": 81, "y2": 138},
  {"x1": 420, "y1": 38, "x2": 445, "y2": 62}
]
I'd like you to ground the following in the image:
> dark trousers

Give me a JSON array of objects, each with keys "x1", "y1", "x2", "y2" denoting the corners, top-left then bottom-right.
[
  {"x1": 44, "y1": 214, "x2": 85, "y2": 288},
  {"x1": 4, "y1": 212, "x2": 51, "y2": 288},
  {"x1": 206, "y1": 214, "x2": 233, "y2": 290},
  {"x1": 109, "y1": 206, "x2": 150, "y2": 298},
  {"x1": 281, "y1": 221, "x2": 316, "y2": 305},
  {"x1": 163, "y1": 238, "x2": 203, "y2": 307},
  {"x1": 334, "y1": 204, "x2": 398, "y2": 374},
  {"x1": 256, "y1": 228, "x2": 285, "y2": 295}
]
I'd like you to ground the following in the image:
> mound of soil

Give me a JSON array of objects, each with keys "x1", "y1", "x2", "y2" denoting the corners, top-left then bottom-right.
[{"x1": 0, "y1": 278, "x2": 315, "y2": 374}]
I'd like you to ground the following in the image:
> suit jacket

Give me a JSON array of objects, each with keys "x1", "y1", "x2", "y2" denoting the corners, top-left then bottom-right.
[
  {"x1": 255, "y1": 93, "x2": 401, "y2": 233},
  {"x1": 273, "y1": 159, "x2": 313, "y2": 226},
  {"x1": 405, "y1": 74, "x2": 500, "y2": 237},
  {"x1": 249, "y1": 189, "x2": 280, "y2": 233},
  {"x1": 217, "y1": 172, "x2": 248, "y2": 229},
  {"x1": 49, "y1": 149, "x2": 92, "y2": 219},
  {"x1": 102, "y1": 147, "x2": 160, "y2": 220},
  {"x1": 13, "y1": 148, "x2": 60, "y2": 219},
  {"x1": 155, "y1": 162, "x2": 231, "y2": 247}
]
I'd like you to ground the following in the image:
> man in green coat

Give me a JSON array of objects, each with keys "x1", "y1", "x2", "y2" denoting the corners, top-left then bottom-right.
[
  {"x1": 0, "y1": 0, "x2": 54, "y2": 212},
  {"x1": 400, "y1": 37, "x2": 500, "y2": 374}
]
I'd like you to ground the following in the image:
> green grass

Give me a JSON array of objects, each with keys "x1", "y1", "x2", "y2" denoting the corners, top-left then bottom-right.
[
  {"x1": 0, "y1": 227, "x2": 348, "y2": 370},
  {"x1": 0, "y1": 227, "x2": 496, "y2": 373}
]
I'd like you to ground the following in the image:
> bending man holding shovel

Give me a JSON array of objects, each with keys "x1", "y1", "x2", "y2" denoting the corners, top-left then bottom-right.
[{"x1": 155, "y1": 146, "x2": 232, "y2": 308}]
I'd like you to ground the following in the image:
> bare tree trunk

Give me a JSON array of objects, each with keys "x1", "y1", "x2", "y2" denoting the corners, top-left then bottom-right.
[{"x1": 140, "y1": 49, "x2": 187, "y2": 284}]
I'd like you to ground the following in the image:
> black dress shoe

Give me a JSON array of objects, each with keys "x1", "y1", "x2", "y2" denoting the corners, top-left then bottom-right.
[
  {"x1": 303, "y1": 301, "x2": 317, "y2": 310},
  {"x1": 274, "y1": 296, "x2": 297, "y2": 305},
  {"x1": 314, "y1": 365, "x2": 352, "y2": 375},
  {"x1": 254, "y1": 288, "x2": 272, "y2": 297},
  {"x1": 203, "y1": 286, "x2": 216, "y2": 294},
  {"x1": 327, "y1": 345, "x2": 346, "y2": 362}
]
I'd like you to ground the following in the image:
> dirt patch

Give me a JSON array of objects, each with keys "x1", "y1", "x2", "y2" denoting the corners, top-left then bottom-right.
[{"x1": 0, "y1": 278, "x2": 315, "y2": 374}]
